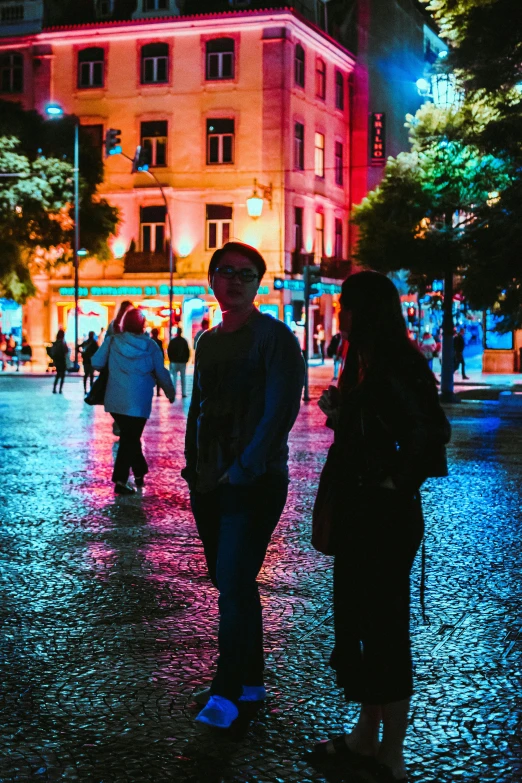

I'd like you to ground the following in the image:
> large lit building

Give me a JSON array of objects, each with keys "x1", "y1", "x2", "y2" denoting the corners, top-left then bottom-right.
[{"x1": 0, "y1": 6, "x2": 353, "y2": 359}]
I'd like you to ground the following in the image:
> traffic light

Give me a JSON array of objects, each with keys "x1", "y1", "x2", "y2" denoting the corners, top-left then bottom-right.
[
  {"x1": 104, "y1": 128, "x2": 122, "y2": 157},
  {"x1": 131, "y1": 145, "x2": 149, "y2": 173},
  {"x1": 406, "y1": 305, "x2": 416, "y2": 324},
  {"x1": 292, "y1": 300, "x2": 304, "y2": 323},
  {"x1": 304, "y1": 265, "x2": 321, "y2": 299}
]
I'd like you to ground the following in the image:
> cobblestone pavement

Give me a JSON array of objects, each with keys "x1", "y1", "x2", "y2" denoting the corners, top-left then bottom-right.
[{"x1": 0, "y1": 372, "x2": 521, "y2": 783}]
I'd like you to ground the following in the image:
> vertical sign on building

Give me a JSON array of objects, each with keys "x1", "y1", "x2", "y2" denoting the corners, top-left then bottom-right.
[{"x1": 369, "y1": 112, "x2": 386, "y2": 165}]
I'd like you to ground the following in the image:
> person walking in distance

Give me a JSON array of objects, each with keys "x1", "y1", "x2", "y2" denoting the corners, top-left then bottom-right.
[
  {"x1": 182, "y1": 241, "x2": 304, "y2": 729},
  {"x1": 316, "y1": 324, "x2": 326, "y2": 363},
  {"x1": 453, "y1": 327, "x2": 469, "y2": 379},
  {"x1": 50, "y1": 329, "x2": 68, "y2": 394},
  {"x1": 314, "y1": 271, "x2": 450, "y2": 783},
  {"x1": 167, "y1": 327, "x2": 190, "y2": 399},
  {"x1": 150, "y1": 328, "x2": 165, "y2": 397},
  {"x1": 80, "y1": 331, "x2": 99, "y2": 393},
  {"x1": 91, "y1": 308, "x2": 175, "y2": 494},
  {"x1": 193, "y1": 317, "x2": 209, "y2": 349}
]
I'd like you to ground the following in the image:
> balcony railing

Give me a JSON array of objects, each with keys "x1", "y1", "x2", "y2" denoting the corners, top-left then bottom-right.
[
  {"x1": 124, "y1": 251, "x2": 174, "y2": 274},
  {"x1": 290, "y1": 252, "x2": 351, "y2": 280}
]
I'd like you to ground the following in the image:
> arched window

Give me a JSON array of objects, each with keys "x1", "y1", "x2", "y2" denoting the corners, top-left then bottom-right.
[
  {"x1": 0, "y1": 52, "x2": 23, "y2": 94},
  {"x1": 141, "y1": 43, "x2": 169, "y2": 84},
  {"x1": 78, "y1": 47, "x2": 104, "y2": 89},
  {"x1": 205, "y1": 38, "x2": 234, "y2": 80},
  {"x1": 294, "y1": 44, "x2": 305, "y2": 88}
]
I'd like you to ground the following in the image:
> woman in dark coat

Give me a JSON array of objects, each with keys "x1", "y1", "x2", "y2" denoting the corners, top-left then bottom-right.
[
  {"x1": 50, "y1": 329, "x2": 69, "y2": 394},
  {"x1": 314, "y1": 272, "x2": 450, "y2": 783}
]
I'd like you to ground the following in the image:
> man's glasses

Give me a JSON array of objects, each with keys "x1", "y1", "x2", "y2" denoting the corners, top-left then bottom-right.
[{"x1": 214, "y1": 266, "x2": 259, "y2": 283}]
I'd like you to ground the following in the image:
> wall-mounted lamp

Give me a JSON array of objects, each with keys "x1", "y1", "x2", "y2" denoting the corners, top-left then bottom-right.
[
  {"x1": 246, "y1": 179, "x2": 273, "y2": 218},
  {"x1": 416, "y1": 73, "x2": 463, "y2": 109}
]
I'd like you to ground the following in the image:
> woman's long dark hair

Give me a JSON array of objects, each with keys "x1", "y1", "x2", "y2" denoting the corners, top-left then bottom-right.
[{"x1": 339, "y1": 271, "x2": 428, "y2": 391}]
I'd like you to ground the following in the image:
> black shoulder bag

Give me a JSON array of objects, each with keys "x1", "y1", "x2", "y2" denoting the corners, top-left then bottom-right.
[{"x1": 84, "y1": 338, "x2": 111, "y2": 406}]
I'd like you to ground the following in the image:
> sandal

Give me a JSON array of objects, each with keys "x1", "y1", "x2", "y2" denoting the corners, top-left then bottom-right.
[
  {"x1": 312, "y1": 734, "x2": 370, "y2": 763},
  {"x1": 373, "y1": 763, "x2": 408, "y2": 783}
]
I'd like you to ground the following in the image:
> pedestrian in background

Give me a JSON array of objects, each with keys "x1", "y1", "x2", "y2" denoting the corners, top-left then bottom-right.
[
  {"x1": 167, "y1": 327, "x2": 190, "y2": 399},
  {"x1": 419, "y1": 331, "x2": 437, "y2": 371},
  {"x1": 453, "y1": 328, "x2": 469, "y2": 380},
  {"x1": 327, "y1": 332, "x2": 344, "y2": 380},
  {"x1": 80, "y1": 331, "x2": 99, "y2": 393},
  {"x1": 194, "y1": 317, "x2": 209, "y2": 349},
  {"x1": 107, "y1": 300, "x2": 133, "y2": 337},
  {"x1": 151, "y1": 327, "x2": 165, "y2": 397},
  {"x1": 92, "y1": 308, "x2": 175, "y2": 494},
  {"x1": 183, "y1": 241, "x2": 304, "y2": 729},
  {"x1": 50, "y1": 329, "x2": 69, "y2": 394},
  {"x1": 315, "y1": 271, "x2": 450, "y2": 783},
  {"x1": 316, "y1": 324, "x2": 326, "y2": 363}
]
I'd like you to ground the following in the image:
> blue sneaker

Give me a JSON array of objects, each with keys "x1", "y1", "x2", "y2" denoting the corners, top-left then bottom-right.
[
  {"x1": 195, "y1": 695, "x2": 239, "y2": 728},
  {"x1": 238, "y1": 685, "x2": 266, "y2": 702}
]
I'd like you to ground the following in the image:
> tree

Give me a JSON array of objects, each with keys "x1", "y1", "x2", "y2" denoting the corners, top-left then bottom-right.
[
  {"x1": 0, "y1": 101, "x2": 119, "y2": 301},
  {"x1": 0, "y1": 136, "x2": 74, "y2": 302},
  {"x1": 352, "y1": 102, "x2": 511, "y2": 399},
  {"x1": 421, "y1": 0, "x2": 522, "y2": 329}
]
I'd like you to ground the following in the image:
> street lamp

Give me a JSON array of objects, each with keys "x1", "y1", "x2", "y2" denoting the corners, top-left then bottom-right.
[
  {"x1": 246, "y1": 179, "x2": 273, "y2": 219},
  {"x1": 45, "y1": 103, "x2": 81, "y2": 371}
]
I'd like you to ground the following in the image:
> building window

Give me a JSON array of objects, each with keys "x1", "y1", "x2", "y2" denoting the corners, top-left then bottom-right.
[
  {"x1": 141, "y1": 43, "x2": 169, "y2": 84},
  {"x1": 206, "y1": 38, "x2": 234, "y2": 80},
  {"x1": 141, "y1": 120, "x2": 168, "y2": 167},
  {"x1": 78, "y1": 47, "x2": 104, "y2": 89},
  {"x1": 143, "y1": 0, "x2": 168, "y2": 9},
  {"x1": 315, "y1": 58, "x2": 326, "y2": 99},
  {"x1": 81, "y1": 124, "x2": 104, "y2": 158},
  {"x1": 314, "y1": 132, "x2": 325, "y2": 178},
  {"x1": 335, "y1": 141, "x2": 344, "y2": 186},
  {"x1": 140, "y1": 206, "x2": 166, "y2": 252},
  {"x1": 335, "y1": 218, "x2": 343, "y2": 259},
  {"x1": 294, "y1": 44, "x2": 305, "y2": 88},
  {"x1": 96, "y1": 0, "x2": 114, "y2": 17},
  {"x1": 0, "y1": 53, "x2": 23, "y2": 94},
  {"x1": 1, "y1": 5, "x2": 24, "y2": 22},
  {"x1": 335, "y1": 70, "x2": 344, "y2": 110},
  {"x1": 207, "y1": 119, "x2": 234, "y2": 164},
  {"x1": 294, "y1": 122, "x2": 304, "y2": 171},
  {"x1": 315, "y1": 212, "x2": 324, "y2": 263},
  {"x1": 206, "y1": 204, "x2": 232, "y2": 249},
  {"x1": 294, "y1": 207, "x2": 303, "y2": 252}
]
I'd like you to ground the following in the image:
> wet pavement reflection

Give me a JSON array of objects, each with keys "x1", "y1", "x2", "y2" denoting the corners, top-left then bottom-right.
[{"x1": 0, "y1": 374, "x2": 520, "y2": 782}]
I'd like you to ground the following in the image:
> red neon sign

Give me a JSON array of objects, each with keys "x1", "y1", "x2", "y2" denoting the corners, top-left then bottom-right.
[{"x1": 370, "y1": 112, "x2": 386, "y2": 166}]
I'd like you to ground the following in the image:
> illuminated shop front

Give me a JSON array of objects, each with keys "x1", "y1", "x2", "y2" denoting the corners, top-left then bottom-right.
[{"x1": 51, "y1": 281, "x2": 279, "y2": 347}]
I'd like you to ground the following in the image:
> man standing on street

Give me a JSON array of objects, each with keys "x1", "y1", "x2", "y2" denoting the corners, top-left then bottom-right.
[
  {"x1": 167, "y1": 327, "x2": 190, "y2": 399},
  {"x1": 453, "y1": 327, "x2": 469, "y2": 380},
  {"x1": 182, "y1": 241, "x2": 304, "y2": 729}
]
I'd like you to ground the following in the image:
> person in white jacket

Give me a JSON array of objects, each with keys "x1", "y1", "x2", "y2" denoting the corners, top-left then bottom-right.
[{"x1": 92, "y1": 308, "x2": 175, "y2": 494}]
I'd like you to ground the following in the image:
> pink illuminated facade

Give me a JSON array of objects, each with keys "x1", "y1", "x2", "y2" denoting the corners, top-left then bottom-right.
[{"x1": 0, "y1": 8, "x2": 354, "y2": 359}]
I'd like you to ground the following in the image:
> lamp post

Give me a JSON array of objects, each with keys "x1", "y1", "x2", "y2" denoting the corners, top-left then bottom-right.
[{"x1": 45, "y1": 104, "x2": 80, "y2": 371}]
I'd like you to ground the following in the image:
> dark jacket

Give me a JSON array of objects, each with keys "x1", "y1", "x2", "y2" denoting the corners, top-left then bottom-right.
[
  {"x1": 50, "y1": 339, "x2": 68, "y2": 370},
  {"x1": 335, "y1": 357, "x2": 450, "y2": 494},
  {"x1": 168, "y1": 336, "x2": 190, "y2": 364}
]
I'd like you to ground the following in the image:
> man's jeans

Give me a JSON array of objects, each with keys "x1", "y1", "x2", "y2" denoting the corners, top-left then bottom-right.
[
  {"x1": 190, "y1": 473, "x2": 288, "y2": 702},
  {"x1": 169, "y1": 362, "x2": 187, "y2": 397}
]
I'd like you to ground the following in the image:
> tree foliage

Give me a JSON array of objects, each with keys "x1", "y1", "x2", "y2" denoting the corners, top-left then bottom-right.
[
  {"x1": 353, "y1": 103, "x2": 514, "y2": 321},
  {"x1": 0, "y1": 101, "x2": 119, "y2": 303}
]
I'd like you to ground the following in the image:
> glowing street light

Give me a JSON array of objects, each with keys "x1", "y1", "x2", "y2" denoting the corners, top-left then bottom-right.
[
  {"x1": 246, "y1": 179, "x2": 273, "y2": 219},
  {"x1": 45, "y1": 103, "x2": 81, "y2": 371}
]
